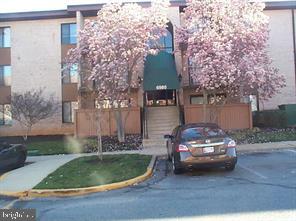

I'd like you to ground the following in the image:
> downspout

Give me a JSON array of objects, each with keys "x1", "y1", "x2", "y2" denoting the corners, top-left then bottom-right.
[{"x1": 292, "y1": 9, "x2": 296, "y2": 95}]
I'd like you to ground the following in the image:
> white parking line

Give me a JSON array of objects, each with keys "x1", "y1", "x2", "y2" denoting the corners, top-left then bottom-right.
[
  {"x1": 285, "y1": 149, "x2": 296, "y2": 154},
  {"x1": 238, "y1": 164, "x2": 268, "y2": 179},
  {"x1": 1, "y1": 199, "x2": 18, "y2": 209}
]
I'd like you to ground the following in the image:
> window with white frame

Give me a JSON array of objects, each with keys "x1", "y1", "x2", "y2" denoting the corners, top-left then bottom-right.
[
  {"x1": 0, "y1": 66, "x2": 11, "y2": 86},
  {"x1": 0, "y1": 27, "x2": 10, "y2": 48},
  {"x1": 0, "y1": 104, "x2": 12, "y2": 125},
  {"x1": 62, "y1": 101, "x2": 78, "y2": 123}
]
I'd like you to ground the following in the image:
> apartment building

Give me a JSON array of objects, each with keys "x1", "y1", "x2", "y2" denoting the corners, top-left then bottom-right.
[{"x1": 0, "y1": 1, "x2": 295, "y2": 138}]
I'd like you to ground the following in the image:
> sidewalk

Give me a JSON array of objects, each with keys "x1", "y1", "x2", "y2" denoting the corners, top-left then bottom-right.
[
  {"x1": 237, "y1": 141, "x2": 296, "y2": 153},
  {"x1": 0, "y1": 141, "x2": 295, "y2": 194},
  {"x1": 0, "y1": 154, "x2": 82, "y2": 193}
]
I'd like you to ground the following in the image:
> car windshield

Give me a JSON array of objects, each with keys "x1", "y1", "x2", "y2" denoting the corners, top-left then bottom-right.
[{"x1": 181, "y1": 127, "x2": 225, "y2": 142}]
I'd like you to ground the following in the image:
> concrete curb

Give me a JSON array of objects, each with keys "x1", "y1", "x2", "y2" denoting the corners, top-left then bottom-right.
[
  {"x1": 0, "y1": 155, "x2": 157, "y2": 198},
  {"x1": 237, "y1": 141, "x2": 296, "y2": 153},
  {"x1": 0, "y1": 172, "x2": 9, "y2": 181}
]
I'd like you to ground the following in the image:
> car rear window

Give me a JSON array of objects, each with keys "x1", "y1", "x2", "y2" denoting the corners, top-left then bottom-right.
[{"x1": 181, "y1": 127, "x2": 225, "y2": 141}]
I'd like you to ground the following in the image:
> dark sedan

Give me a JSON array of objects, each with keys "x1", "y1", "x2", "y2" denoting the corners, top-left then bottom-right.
[
  {"x1": 164, "y1": 123, "x2": 237, "y2": 174},
  {"x1": 0, "y1": 142, "x2": 27, "y2": 170}
]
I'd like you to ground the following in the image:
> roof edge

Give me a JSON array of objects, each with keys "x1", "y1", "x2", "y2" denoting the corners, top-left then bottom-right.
[
  {"x1": 0, "y1": 10, "x2": 75, "y2": 22},
  {"x1": 0, "y1": 1, "x2": 295, "y2": 22}
]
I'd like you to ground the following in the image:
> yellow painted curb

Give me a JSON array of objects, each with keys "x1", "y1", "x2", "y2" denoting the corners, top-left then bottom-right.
[
  {"x1": 0, "y1": 172, "x2": 9, "y2": 181},
  {"x1": 28, "y1": 168, "x2": 153, "y2": 198},
  {"x1": 0, "y1": 190, "x2": 28, "y2": 198},
  {"x1": 0, "y1": 155, "x2": 156, "y2": 198}
]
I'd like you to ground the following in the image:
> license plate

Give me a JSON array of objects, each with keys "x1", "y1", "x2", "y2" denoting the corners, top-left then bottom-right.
[{"x1": 203, "y1": 146, "x2": 214, "y2": 153}]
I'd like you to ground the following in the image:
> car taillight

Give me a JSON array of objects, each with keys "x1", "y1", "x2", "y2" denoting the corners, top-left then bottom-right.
[
  {"x1": 227, "y1": 140, "x2": 236, "y2": 148},
  {"x1": 176, "y1": 144, "x2": 189, "y2": 152}
]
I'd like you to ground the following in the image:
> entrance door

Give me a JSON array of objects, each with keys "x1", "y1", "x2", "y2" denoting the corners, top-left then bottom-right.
[{"x1": 145, "y1": 90, "x2": 176, "y2": 106}]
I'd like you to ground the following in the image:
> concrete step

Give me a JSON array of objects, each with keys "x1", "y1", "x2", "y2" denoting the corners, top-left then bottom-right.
[
  {"x1": 148, "y1": 111, "x2": 178, "y2": 116},
  {"x1": 148, "y1": 120, "x2": 178, "y2": 124},
  {"x1": 148, "y1": 135, "x2": 169, "y2": 139},
  {"x1": 147, "y1": 122, "x2": 179, "y2": 127},
  {"x1": 148, "y1": 127, "x2": 178, "y2": 132},
  {"x1": 148, "y1": 117, "x2": 178, "y2": 121},
  {"x1": 148, "y1": 126, "x2": 178, "y2": 132},
  {"x1": 148, "y1": 118, "x2": 179, "y2": 123},
  {"x1": 143, "y1": 138, "x2": 167, "y2": 146},
  {"x1": 147, "y1": 106, "x2": 178, "y2": 110},
  {"x1": 148, "y1": 130, "x2": 173, "y2": 135}
]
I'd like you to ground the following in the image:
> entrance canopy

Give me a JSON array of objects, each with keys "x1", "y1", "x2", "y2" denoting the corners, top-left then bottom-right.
[{"x1": 143, "y1": 51, "x2": 180, "y2": 91}]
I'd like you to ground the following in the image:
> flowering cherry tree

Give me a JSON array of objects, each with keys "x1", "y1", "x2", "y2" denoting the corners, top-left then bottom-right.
[
  {"x1": 177, "y1": 0, "x2": 285, "y2": 122},
  {"x1": 67, "y1": 0, "x2": 169, "y2": 142}
]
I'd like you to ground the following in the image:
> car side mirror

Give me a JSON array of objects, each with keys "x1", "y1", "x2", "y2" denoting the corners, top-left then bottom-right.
[{"x1": 164, "y1": 134, "x2": 173, "y2": 139}]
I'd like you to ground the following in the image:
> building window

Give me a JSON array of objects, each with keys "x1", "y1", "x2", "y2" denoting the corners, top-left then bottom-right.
[
  {"x1": 190, "y1": 94, "x2": 226, "y2": 105},
  {"x1": 0, "y1": 27, "x2": 10, "y2": 48},
  {"x1": 62, "y1": 101, "x2": 78, "y2": 123},
  {"x1": 158, "y1": 29, "x2": 173, "y2": 53},
  {"x1": 208, "y1": 93, "x2": 227, "y2": 105},
  {"x1": 95, "y1": 99, "x2": 130, "y2": 109},
  {"x1": 61, "y1": 23, "x2": 77, "y2": 44},
  {"x1": 61, "y1": 63, "x2": 78, "y2": 84},
  {"x1": 0, "y1": 66, "x2": 11, "y2": 86},
  {"x1": 190, "y1": 95, "x2": 204, "y2": 105},
  {"x1": 0, "y1": 104, "x2": 12, "y2": 125},
  {"x1": 188, "y1": 58, "x2": 199, "y2": 86}
]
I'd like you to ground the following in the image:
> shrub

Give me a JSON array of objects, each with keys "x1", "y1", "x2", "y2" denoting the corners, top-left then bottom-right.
[{"x1": 253, "y1": 110, "x2": 287, "y2": 128}]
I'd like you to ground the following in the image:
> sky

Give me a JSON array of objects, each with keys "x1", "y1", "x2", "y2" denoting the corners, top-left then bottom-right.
[{"x1": 0, "y1": 0, "x2": 291, "y2": 13}]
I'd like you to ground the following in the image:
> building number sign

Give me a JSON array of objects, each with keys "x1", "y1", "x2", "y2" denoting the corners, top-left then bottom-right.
[{"x1": 156, "y1": 85, "x2": 167, "y2": 90}]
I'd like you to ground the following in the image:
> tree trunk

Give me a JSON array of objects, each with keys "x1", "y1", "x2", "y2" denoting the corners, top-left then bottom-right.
[
  {"x1": 127, "y1": 70, "x2": 132, "y2": 95},
  {"x1": 23, "y1": 126, "x2": 32, "y2": 143},
  {"x1": 211, "y1": 94, "x2": 218, "y2": 124},
  {"x1": 114, "y1": 108, "x2": 125, "y2": 143},
  {"x1": 202, "y1": 89, "x2": 207, "y2": 122},
  {"x1": 95, "y1": 111, "x2": 103, "y2": 161}
]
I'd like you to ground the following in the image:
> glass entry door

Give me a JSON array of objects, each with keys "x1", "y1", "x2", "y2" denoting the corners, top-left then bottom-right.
[{"x1": 145, "y1": 90, "x2": 176, "y2": 106}]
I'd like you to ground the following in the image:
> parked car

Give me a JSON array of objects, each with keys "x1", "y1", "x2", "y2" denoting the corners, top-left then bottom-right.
[
  {"x1": 164, "y1": 123, "x2": 237, "y2": 174},
  {"x1": 0, "y1": 142, "x2": 27, "y2": 170}
]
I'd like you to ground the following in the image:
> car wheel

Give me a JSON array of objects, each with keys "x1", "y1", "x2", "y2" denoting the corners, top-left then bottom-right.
[
  {"x1": 172, "y1": 154, "x2": 183, "y2": 174},
  {"x1": 225, "y1": 163, "x2": 236, "y2": 171}
]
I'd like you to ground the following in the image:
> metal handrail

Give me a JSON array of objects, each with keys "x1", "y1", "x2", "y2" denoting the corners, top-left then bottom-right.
[{"x1": 143, "y1": 106, "x2": 148, "y2": 139}]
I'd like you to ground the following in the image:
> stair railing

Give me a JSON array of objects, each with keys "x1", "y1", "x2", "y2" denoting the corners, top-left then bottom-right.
[{"x1": 142, "y1": 106, "x2": 148, "y2": 139}]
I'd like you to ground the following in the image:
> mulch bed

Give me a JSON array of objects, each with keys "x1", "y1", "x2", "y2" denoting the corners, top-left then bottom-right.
[
  {"x1": 83, "y1": 134, "x2": 143, "y2": 152},
  {"x1": 0, "y1": 134, "x2": 143, "y2": 153}
]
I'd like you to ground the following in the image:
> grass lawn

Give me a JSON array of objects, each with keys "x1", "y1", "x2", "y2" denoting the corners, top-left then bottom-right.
[{"x1": 34, "y1": 154, "x2": 151, "y2": 189}]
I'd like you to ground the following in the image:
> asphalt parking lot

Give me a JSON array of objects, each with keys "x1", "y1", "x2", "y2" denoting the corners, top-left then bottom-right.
[{"x1": 0, "y1": 149, "x2": 296, "y2": 221}]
